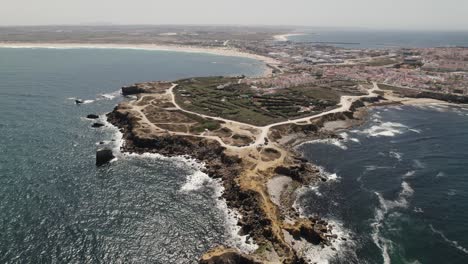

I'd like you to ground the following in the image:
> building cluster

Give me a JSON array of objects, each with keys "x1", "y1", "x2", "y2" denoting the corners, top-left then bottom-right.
[{"x1": 232, "y1": 37, "x2": 468, "y2": 96}]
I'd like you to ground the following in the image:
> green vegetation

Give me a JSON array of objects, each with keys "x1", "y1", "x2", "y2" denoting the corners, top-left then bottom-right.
[
  {"x1": 174, "y1": 76, "x2": 344, "y2": 126},
  {"x1": 189, "y1": 120, "x2": 221, "y2": 133}
]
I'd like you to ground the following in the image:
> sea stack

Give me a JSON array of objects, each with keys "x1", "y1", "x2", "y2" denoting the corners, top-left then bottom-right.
[{"x1": 96, "y1": 148, "x2": 115, "y2": 166}]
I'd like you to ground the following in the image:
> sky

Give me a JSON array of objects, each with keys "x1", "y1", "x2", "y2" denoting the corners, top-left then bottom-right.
[{"x1": 1, "y1": 0, "x2": 467, "y2": 30}]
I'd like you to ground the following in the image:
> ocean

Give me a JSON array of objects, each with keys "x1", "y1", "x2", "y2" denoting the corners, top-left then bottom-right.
[
  {"x1": 297, "y1": 105, "x2": 468, "y2": 263},
  {"x1": 1, "y1": 47, "x2": 468, "y2": 264},
  {"x1": 287, "y1": 30, "x2": 468, "y2": 49},
  {"x1": 0, "y1": 47, "x2": 263, "y2": 263}
]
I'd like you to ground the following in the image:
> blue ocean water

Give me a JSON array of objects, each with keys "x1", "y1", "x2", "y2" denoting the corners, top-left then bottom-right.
[
  {"x1": 288, "y1": 30, "x2": 468, "y2": 49},
  {"x1": 0, "y1": 48, "x2": 264, "y2": 263},
  {"x1": 298, "y1": 105, "x2": 468, "y2": 264}
]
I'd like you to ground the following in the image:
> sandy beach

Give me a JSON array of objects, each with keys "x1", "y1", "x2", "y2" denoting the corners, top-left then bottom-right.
[
  {"x1": 273, "y1": 33, "x2": 306, "y2": 42},
  {"x1": 0, "y1": 42, "x2": 280, "y2": 77}
]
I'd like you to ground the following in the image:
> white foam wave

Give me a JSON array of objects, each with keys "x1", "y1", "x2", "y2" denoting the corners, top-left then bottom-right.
[
  {"x1": 403, "y1": 171, "x2": 415, "y2": 178},
  {"x1": 218, "y1": 199, "x2": 258, "y2": 253},
  {"x1": 68, "y1": 97, "x2": 95, "y2": 104},
  {"x1": 389, "y1": 151, "x2": 403, "y2": 161},
  {"x1": 339, "y1": 132, "x2": 360, "y2": 144},
  {"x1": 378, "y1": 182, "x2": 414, "y2": 211},
  {"x1": 101, "y1": 116, "x2": 125, "y2": 155},
  {"x1": 317, "y1": 166, "x2": 341, "y2": 182},
  {"x1": 353, "y1": 122, "x2": 408, "y2": 137},
  {"x1": 180, "y1": 170, "x2": 214, "y2": 192},
  {"x1": 436, "y1": 171, "x2": 446, "y2": 178},
  {"x1": 372, "y1": 194, "x2": 393, "y2": 264},
  {"x1": 430, "y1": 225, "x2": 468, "y2": 254},
  {"x1": 302, "y1": 219, "x2": 357, "y2": 264},
  {"x1": 371, "y1": 181, "x2": 415, "y2": 263},
  {"x1": 99, "y1": 90, "x2": 122, "y2": 100}
]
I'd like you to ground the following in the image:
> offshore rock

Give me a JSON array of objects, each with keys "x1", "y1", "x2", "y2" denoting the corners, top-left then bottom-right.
[
  {"x1": 86, "y1": 114, "x2": 99, "y2": 119},
  {"x1": 96, "y1": 148, "x2": 115, "y2": 166}
]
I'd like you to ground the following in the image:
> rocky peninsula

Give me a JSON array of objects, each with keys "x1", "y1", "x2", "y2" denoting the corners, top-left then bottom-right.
[{"x1": 104, "y1": 77, "x2": 394, "y2": 263}]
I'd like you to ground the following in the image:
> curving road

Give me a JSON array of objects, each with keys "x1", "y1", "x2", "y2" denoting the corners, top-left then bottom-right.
[{"x1": 164, "y1": 82, "x2": 380, "y2": 149}]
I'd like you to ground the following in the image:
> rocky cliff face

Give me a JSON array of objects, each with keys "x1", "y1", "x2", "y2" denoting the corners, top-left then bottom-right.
[{"x1": 121, "y1": 82, "x2": 172, "y2": 95}]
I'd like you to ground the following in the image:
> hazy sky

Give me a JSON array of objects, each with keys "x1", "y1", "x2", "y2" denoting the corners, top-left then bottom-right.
[{"x1": 1, "y1": 0, "x2": 467, "y2": 30}]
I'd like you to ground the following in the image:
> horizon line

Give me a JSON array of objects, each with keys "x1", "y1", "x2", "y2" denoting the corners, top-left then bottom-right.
[{"x1": 0, "y1": 23, "x2": 468, "y2": 32}]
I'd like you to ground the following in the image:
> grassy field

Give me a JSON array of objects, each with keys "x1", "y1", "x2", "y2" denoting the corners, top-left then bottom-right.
[{"x1": 174, "y1": 76, "x2": 348, "y2": 126}]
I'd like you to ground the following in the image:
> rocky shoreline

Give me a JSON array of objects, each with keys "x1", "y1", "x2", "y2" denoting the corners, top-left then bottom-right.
[{"x1": 104, "y1": 82, "x2": 386, "y2": 263}]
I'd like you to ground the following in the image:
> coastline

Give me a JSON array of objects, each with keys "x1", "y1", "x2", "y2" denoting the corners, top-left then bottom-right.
[{"x1": 0, "y1": 42, "x2": 280, "y2": 77}]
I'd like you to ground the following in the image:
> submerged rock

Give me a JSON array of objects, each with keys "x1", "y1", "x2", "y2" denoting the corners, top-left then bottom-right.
[
  {"x1": 92, "y1": 123, "x2": 105, "y2": 128},
  {"x1": 96, "y1": 148, "x2": 114, "y2": 166},
  {"x1": 75, "y1": 99, "x2": 84, "y2": 104},
  {"x1": 86, "y1": 114, "x2": 99, "y2": 119}
]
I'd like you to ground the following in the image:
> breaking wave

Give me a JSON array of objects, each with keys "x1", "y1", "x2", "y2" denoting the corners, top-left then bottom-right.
[
  {"x1": 98, "y1": 89, "x2": 122, "y2": 100},
  {"x1": 352, "y1": 121, "x2": 408, "y2": 137},
  {"x1": 301, "y1": 219, "x2": 357, "y2": 264}
]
